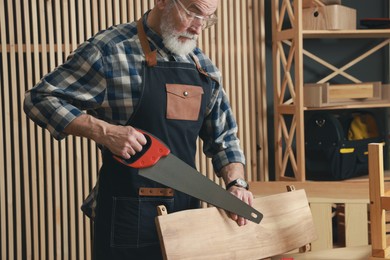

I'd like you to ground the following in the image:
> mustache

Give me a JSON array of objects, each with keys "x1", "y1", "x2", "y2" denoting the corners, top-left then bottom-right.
[{"x1": 177, "y1": 32, "x2": 198, "y2": 41}]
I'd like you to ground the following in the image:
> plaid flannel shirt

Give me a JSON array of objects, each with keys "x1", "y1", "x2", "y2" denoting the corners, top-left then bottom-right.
[{"x1": 24, "y1": 15, "x2": 245, "y2": 173}]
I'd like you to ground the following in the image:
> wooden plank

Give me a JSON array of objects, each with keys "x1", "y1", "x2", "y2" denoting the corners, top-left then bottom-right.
[
  {"x1": 250, "y1": 181, "x2": 376, "y2": 203},
  {"x1": 381, "y1": 197, "x2": 390, "y2": 211},
  {"x1": 310, "y1": 203, "x2": 334, "y2": 250},
  {"x1": 345, "y1": 203, "x2": 369, "y2": 247},
  {"x1": 90, "y1": 142, "x2": 99, "y2": 196},
  {"x1": 76, "y1": 3, "x2": 87, "y2": 259},
  {"x1": 58, "y1": 2, "x2": 71, "y2": 259},
  {"x1": 295, "y1": 0, "x2": 306, "y2": 182},
  {"x1": 5, "y1": 1, "x2": 16, "y2": 258},
  {"x1": 68, "y1": 1, "x2": 78, "y2": 258},
  {"x1": 75, "y1": 137, "x2": 85, "y2": 260},
  {"x1": 248, "y1": 0, "x2": 258, "y2": 181},
  {"x1": 127, "y1": 0, "x2": 135, "y2": 23},
  {"x1": 258, "y1": 0, "x2": 268, "y2": 180},
  {"x1": 302, "y1": 5, "x2": 356, "y2": 30},
  {"x1": 304, "y1": 82, "x2": 384, "y2": 107},
  {"x1": 22, "y1": 1, "x2": 39, "y2": 259},
  {"x1": 45, "y1": 2, "x2": 62, "y2": 259},
  {"x1": 82, "y1": 138, "x2": 92, "y2": 260},
  {"x1": 120, "y1": 0, "x2": 127, "y2": 23},
  {"x1": 54, "y1": 1, "x2": 69, "y2": 259},
  {"x1": 369, "y1": 143, "x2": 387, "y2": 257},
  {"x1": 99, "y1": 0, "x2": 106, "y2": 30},
  {"x1": 39, "y1": 0, "x2": 55, "y2": 259},
  {"x1": 30, "y1": 0, "x2": 45, "y2": 258},
  {"x1": 91, "y1": 0, "x2": 99, "y2": 35},
  {"x1": 238, "y1": 0, "x2": 253, "y2": 182},
  {"x1": 234, "y1": 0, "x2": 244, "y2": 173},
  {"x1": 67, "y1": 137, "x2": 77, "y2": 260},
  {"x1": 329, "y1": 83, "x2": 376, "y2": 100},
  {"x1": 272, "y1": 0, "x2": 283, "y2": 180},
  {"x1": 113, "y1": 0, "x2": 120, "y2": 25},
  {"x1": 273, "y1": 245, "x2": 371, "y2": 260},
  {"x1": 77, "y1": 0, "x2": 85, "y2": 46},
  {"x1": 105, "y1": 0, "x2": 113, "y2": 27},
  {"x1": 84, "y1": 0, "x2": 92, "y2": 39},
  {"x1": 0, "y1": 0, "x2": 8, "y2": 258},
  {"x1": 228, "y1": 1, "x2": 236, "y2": 115},
  {"x1": 156, "y1": 190, "x2": 316, "y2": 260},
  {"x1": 302, "y1": 0, "x2": 341, "y2": 9},
  {"x1": 15, "y1": 0, "x2": 33, "y2": 258}
]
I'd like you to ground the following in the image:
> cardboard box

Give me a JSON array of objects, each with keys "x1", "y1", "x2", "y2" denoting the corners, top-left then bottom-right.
[{"x1": 302, "y1": 5, "x2": 356, "y2": 30}]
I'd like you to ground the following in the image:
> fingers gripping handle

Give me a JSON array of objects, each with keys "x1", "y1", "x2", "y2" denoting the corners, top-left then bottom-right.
[{"x1": 113, "y1": 129, "x2": 171, "y2": 168}]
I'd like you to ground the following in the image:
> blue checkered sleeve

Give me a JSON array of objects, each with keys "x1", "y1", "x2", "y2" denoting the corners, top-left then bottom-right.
[
  {"x1": 194, "y1": 50, "x2": 246, "y2": 173},
  {"x1": 24, "y1": 42, "x2": 107, "y2": 140}
]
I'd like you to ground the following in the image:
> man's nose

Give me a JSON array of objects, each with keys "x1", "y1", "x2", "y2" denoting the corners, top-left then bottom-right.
[{"x1": 190, "y1": 19, "x2": 203, "y2": 35}]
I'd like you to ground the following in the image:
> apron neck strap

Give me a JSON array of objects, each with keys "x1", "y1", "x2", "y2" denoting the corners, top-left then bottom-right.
[
  {"x1": 137, "y1": 17, "x2": 218, "y2": 83},
  {"x1": 190, "y1": 53, "x2": 219, "y2": 82},
  {"x1": 137, "y1": 18, "x2": 157, "y2": 67}
]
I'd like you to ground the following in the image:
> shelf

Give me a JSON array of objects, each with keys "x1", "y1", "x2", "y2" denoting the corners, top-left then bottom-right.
[
  {"x1": 303, "y1": 29, "x2": 390, "y2": 39},
  {"x1": 304, "y1": 102, "x2": 390, "y2": 111},
  {"x1": 278, "y1": 102, "x2": 390, "y2": 113}
]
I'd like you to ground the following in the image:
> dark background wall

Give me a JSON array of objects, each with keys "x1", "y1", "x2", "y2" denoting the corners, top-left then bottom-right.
[{"x1": 264, "y1": 0, "x2": 390, "y2": 180}]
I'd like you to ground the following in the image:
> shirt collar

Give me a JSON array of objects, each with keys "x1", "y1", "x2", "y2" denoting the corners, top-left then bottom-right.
[{"x1": 141, "y1": 11, "x2": 172, "y2": 56}]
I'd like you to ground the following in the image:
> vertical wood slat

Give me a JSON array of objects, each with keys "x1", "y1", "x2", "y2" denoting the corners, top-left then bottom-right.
[
  {"x1": 46, "y1": 2, "x2": 61, "y2": 260},
  {"x1": 22, "y1": 1, "x2": 37, "y2": 259},
  {"x1": 257, "y1": 0, "x2": 269, "y2": 180},
  {"x1": 0, "y1": 0, "x2": 8, "y2": 259},
  {"x1": 68, "y1": 1, "x2": 78, "y2": 258},
  {"x1": 38, "y1": 1, "x2": 54, "y2": 259},
  {"x1": 0, "y1": 0, "x2": 267, "y2": 259},
  {"x1": 30, "y1": 1, "x2": 44, "y2": 258},
  {"x1": 76, "y1": 2, "x2": 88, "y2": 259},
  {"x1": 16, "y1": 0, "x2": 33, "y2": 258},
  {"x1": 310, "y1": 203, "x2": 334, "y2": 251},
  {"x1": 345, "y1": 203, "x2": 369, "y2": 247},
  {"x1": 6, "y1": 1, "x2": 16, "y2": 260}
]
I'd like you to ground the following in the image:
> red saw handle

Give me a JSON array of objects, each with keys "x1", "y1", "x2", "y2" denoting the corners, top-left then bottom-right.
[{"x1": 113, "y1": 129, "x2": 170, "y2": 168}]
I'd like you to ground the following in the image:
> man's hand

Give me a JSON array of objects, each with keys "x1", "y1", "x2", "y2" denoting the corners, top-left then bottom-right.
[
  {"x1": 218, "y1": 162, "x2": 252, "y2": 226},
  {"x1": 64, "y1": 114, "x2": 147, "y2": 158},
  {"x1": 227, "y1": 185, "x2": 254, "y2": 226},
  {"x1": 100, "y1": 125, "x2": 147, "y2": 159}
]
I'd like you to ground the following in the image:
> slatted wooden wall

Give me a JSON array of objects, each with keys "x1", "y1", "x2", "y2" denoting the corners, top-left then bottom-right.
[{"x1": 0, "y1": 0, "x2": 267, "y2": 259}]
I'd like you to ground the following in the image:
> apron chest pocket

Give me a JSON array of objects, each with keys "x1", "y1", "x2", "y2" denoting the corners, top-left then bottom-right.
[{"x1": 166, "y1": 84, "x2": 203, "y2": 121}]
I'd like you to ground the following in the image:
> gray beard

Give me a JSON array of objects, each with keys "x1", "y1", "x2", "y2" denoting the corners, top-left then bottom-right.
[
  {"x1": 161, "y1": 32, "x2": 197, "y2": 56},
  {"x1": 160, "y1": 8, "x2": 198, "y2": 55}
]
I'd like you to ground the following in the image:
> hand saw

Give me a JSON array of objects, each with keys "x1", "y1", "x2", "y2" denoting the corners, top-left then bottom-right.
[{"x1": 114, "y1": 129, "x2": 263, "y2": 224}]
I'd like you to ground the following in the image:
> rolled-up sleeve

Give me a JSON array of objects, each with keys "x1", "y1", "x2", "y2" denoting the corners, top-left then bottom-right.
[{"x1": 24, "y1": 42, "x2": 107, "y2": 140}]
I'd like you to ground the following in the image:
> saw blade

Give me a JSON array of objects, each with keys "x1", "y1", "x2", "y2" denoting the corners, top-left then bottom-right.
[{"x1": 139, "y1": 154, "x2": 263, "y2": 224}]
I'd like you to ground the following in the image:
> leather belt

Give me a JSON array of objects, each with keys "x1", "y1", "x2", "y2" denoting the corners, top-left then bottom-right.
[{"x1": 139, "y1": 187, "x2": 174, "y2": 197}]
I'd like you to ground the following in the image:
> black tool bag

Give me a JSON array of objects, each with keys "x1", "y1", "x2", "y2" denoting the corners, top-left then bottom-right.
[{"x1": 305, "y1": 110, "x2": 385, "y2": 181}]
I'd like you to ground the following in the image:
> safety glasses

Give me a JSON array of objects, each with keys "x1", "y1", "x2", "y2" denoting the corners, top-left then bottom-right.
[{"x1": 173, "y1": 0, "x2": 218, "y2": 30}]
